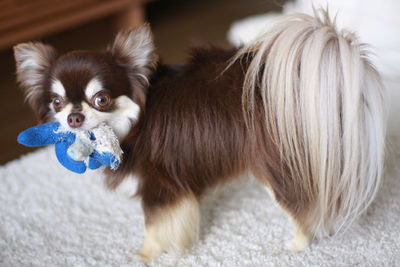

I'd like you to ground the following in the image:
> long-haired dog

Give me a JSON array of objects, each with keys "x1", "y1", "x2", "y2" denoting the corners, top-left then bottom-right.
[{"x1": 14, "y1": 10, "x2": 386, "y2": 260}]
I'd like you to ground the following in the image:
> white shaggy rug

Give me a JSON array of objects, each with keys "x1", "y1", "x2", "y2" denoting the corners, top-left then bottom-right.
[{"x1": 1, "y1": 146, "x2": 399, "y2": 266}]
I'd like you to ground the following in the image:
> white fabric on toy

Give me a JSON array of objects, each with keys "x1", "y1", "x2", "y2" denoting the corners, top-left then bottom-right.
[
  {"x1": 67, "y1": 131, "x2": 94, "y2": 162},
  {"x1": 92, "y1": 123, "x2": 123, "y2": 170}
]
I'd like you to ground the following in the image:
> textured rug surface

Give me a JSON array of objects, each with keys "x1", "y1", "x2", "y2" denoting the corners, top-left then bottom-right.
[{"x1": 1, "y1": 147, "x2": 399, "y2": 267}]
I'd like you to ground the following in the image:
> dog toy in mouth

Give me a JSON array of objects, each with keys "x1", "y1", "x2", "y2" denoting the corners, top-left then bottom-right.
[{"x1": 17, "y1": 122, "x2": 123, "y2": 174}]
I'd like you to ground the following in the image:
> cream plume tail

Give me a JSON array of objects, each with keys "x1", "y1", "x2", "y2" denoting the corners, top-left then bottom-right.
[{"x1": 233, "y1": 9, "x2": 387, "y2": 237}]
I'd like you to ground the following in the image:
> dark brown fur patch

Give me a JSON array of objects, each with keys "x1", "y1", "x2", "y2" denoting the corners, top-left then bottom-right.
[
  {"x1": 51, "y1": 51, "x2": 134, "y2": 105},
  {"x1": 106, "y1": 45, "x2": 314, "y2": 231}
]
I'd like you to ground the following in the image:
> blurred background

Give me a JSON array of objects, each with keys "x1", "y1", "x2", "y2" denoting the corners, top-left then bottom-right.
[{"x1": 0, "y1": 0, "x2": 282, "y2": 164}]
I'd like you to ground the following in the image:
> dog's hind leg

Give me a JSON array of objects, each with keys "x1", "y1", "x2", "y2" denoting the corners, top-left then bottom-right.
[
  {"x1": 265, "y1": 184, "x2": 311, "y2": 251},
  {"x1": 286, "y1": 216, "x2": 311, "y2": 251},
  {"x1": 254, "y1": 168, "x2": 312, "y2": 252}
]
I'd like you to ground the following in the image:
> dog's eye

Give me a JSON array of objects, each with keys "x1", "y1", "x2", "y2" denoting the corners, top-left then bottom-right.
[
  {"x1": 93, "y1": 93, "x2": 111, "y2": 109},
  {"x1": 52, "y1": 96, "x2": 63, "y2": 109}
]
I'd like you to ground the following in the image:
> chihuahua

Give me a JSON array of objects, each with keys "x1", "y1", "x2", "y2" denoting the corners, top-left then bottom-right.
[{"x1": 14, "y1": 10, "x2": 386, "y2": 261}]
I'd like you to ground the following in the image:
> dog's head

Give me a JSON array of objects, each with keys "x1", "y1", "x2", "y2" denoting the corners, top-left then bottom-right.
[{"x1": 14, "y1": 25, "x2": 156, "y2": 140}]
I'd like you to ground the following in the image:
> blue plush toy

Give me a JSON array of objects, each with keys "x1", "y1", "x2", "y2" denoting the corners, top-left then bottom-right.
[{"x1": 17, "y1": 122, "x2": 123, "y2": 174}]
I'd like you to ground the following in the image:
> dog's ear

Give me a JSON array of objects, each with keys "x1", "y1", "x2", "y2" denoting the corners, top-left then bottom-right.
[
  {"x1": 14, "y1": 42, "x2": 57, "y2": 122},
  {"x1": 108, "y1": 25, "x2": 157, "y2": 80}
]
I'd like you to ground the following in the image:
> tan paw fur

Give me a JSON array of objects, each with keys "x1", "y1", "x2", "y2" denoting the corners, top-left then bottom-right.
[{"x1": 138, "y1": 194, "x2": 200, "y2": 261}]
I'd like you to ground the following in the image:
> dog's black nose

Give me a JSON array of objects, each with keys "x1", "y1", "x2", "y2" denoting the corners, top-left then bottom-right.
[{"x1": 67, "y1": 113, "x2": 85, "y2": 128}]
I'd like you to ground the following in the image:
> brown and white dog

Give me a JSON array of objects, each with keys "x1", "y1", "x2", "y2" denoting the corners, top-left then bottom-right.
[{"x1": 14, "y1": 11, "x2": 386, "y2": 261}]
